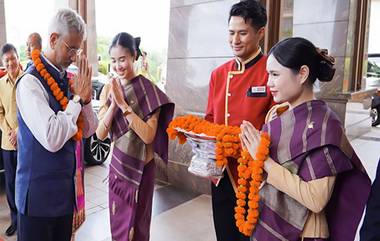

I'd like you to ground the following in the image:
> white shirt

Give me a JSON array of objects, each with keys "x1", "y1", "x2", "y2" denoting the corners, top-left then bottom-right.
[{"x1": 16, "y1": 56, "x2": 98, "y2": 152}]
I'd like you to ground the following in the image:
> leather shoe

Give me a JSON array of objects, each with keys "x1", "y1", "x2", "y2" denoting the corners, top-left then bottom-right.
[{"x1": 5, "y1": 224, "x2": 16, "y2": 236}]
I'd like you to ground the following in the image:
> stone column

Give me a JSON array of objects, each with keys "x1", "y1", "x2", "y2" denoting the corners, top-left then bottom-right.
[
  {"x1": 69, "y1": 0, "x2": 98, "y2": 75},
  {"x1": 85, "y1": 0, "x2": 98, "y2": 76},
  {"x1": 163, "y1": 0, "x2": 238, "y2": 194},
  {"x1": 293, "y1": 0, "x2": 353, "y2": 123},
  {"x1": 0, "y1": 0, "x2": 6, "y2": 66}
]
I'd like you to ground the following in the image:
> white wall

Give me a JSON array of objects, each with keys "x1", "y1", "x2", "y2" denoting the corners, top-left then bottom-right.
[{"x1": 368, "y1": 0, "x2": 380, "y2": 53}]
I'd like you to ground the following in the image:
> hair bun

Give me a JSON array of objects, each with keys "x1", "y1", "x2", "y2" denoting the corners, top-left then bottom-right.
[
  {"x1": 316, "y1": 48, "x2": 336, "y2": 82},
  {"x1": 134, "y1": 37, "x2": 142, "y2": 60}
]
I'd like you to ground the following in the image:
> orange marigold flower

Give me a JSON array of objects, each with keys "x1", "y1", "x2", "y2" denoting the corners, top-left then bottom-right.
[
  {"x1": 60, "y1": 97, "x2": 69, "y2": 106},
  {"x1": 50, "y1": 82, "x2": 58, "y2": 90},
  {"x1": 34, "y1": 58, "x2": 42, "y2": 65},
  {"x1": 238, "y1": 178, "x2": 247, "y2": 186},
  {"x1": 223, "y1": 142, "x2": 233, "y2": 148},
  {"x1": 238, "y1": 186, "x2": 247, "y2": 193},
  {"x1": 178, "y1": 133, "x2": 187, "y2": 144},
  {"x1": 56, "y1": 91, "x2": 64, "y2": 101},
  {"x1": 40, "y1": 69, "x2": 47, "y2": 77},
  {"x1": 225, "y1": 148, "x2": 234, "y2": 156},
  {"x1": 44, "y1": 73, "x2": 51, "y2": 81},
  {"x1": 236, "y1": 220, "x2": 244, "y2": 227},
  {"x1": 31, "y1": 51, "x2": 40, "y2": 59},
  {"x1": 215, "y1": 147, "x2": 223, "y2": 155},
  {"x1": 236, "y1": 199, "x2": 246, "y2": 207},
  {"x1": 234, "y1": 213, "x2": 245, "y2": 220},
  {"x1": 251, "y1": 195, "x2": 260, "y2": 202},
  {"x1": 36, "y1": 63, "x2": 44, "y2": 72},
  {"x1": 252, "y1": 168, "x2": 263, "y2": 175},
  {"x1": 243, "y1": 169, "x2": 251, "y2": 179},
  {"x1": 53, "y1": 88, "x2": 61, "y2": 96},
  {"x1": 236, "y1": 192, "x2": 246, "y2": 200},
  {"x1": 47, "y1": 77, "x2": 55, "y2": 86},
  {"x1": 248, "y1": 201, "x2": 259, "y2": 209},
  {"x1": 235, "y1": 206, "x2": 246, "y2": 214}
]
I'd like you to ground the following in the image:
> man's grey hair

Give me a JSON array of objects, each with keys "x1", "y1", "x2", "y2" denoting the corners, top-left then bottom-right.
[{"x1": 48, "y1": 8, "x2": 87, "y2": 39}]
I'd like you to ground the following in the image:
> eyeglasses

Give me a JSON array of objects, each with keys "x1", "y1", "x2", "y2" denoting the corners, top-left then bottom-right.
[{"x1": 61, "y1": 38, "x2": 83, "y2": 56}]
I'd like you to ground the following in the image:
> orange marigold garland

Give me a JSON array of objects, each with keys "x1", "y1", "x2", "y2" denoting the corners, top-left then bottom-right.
[
  {"x1": 167, "y1": 115, "x2": 270, "y2": 236},
  {"x1": 235, "y1": 132, "x2": 270, "y2": 236},
  {"x1": 31, "y1": 49, "x2": 84, "y2": 141}
]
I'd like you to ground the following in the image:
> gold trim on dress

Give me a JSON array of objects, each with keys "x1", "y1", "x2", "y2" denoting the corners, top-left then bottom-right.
[
  {"x1": 135, "y1": 190, "x2": 139, "y2": 203},
  {"x1": 112, "y1": 201, "x2": 116, "y2": 216},
  {"x1": 129, "y1": 227, "x2": 135, "y2": 241}
]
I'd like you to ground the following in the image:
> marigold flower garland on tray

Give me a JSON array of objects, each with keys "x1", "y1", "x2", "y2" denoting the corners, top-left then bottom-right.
[
  {"x1": 31, "y1": 49, "x2": 84, "y2": 140},
  {"x1": 166, "y1": 115, "x2": 241, "y2": 167},
  {"x1": 167, "y1": 115, "x2": 271, "y2": 236}
]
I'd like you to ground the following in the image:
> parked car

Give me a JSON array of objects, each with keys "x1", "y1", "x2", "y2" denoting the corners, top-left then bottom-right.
[
  {"x1": 367, "y1": 54, "x2": 380, "y2": 126},
  {"x1": 0, "y1": 67, "x2": 6, "y2": 78},
  {"x1": 84, "y1": 86, "x2": 112, "y2": 165},
  {"x1": 371, "y1": 94, "x2": 380, "y2": 126}
]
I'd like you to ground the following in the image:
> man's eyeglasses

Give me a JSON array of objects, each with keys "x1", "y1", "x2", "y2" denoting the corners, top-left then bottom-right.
[{"x1": 61, "y1": 39, "x2": 82, "y2": 56}]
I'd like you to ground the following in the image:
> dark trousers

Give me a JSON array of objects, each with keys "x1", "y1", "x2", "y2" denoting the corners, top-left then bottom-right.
[
  {"x1": 2, "y1": 150, "x2": 18, "y2": 226},
  {"x1": 360, "y1": 159, "x2": 380, "y2": 241},
  {"x1": 17, "y1": 213, "x2": 73, "y2": 241},
  {"x1": 211, "y1": 171, "x2": 249, "y2": 241}
]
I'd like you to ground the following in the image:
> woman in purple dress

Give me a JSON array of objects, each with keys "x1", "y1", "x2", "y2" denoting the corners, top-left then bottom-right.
[
  {"x1": 240, "y1": 37, "x2": 371, "y2": 241},
  {"x1": 96, "y1": 32, "x2": 174, "y2": 241}
]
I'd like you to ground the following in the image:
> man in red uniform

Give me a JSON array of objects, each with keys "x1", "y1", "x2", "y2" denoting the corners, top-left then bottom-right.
[{"x1": 205, "y1": 1, "x2": 274, "y2": 241}]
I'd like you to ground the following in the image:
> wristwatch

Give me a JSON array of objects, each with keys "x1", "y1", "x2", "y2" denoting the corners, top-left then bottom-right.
[
  {"x1": 122, "y1": 106, "x2": 133, "y2": 116},
  {"x1": 72, "y1": 95, "x2": 84, "y2": 107}
]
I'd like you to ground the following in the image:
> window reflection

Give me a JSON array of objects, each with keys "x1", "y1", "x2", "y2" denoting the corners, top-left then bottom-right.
[{"x1": 279, "y1": 0, "x2": 293, "y2": 40}]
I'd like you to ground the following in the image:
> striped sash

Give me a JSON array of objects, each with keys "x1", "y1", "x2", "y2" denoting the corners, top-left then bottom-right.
[
  {"x1": 252, "y1": 100, "x2": 370, "y2": 241},
  {"x1": 108, "y1": 75, "x2": 174, "y2": 189}
]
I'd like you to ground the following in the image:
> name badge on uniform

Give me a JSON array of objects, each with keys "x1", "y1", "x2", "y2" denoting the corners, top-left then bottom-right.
[{"x1": 247, "y1": 86, "x2": 267, "y2": 97}]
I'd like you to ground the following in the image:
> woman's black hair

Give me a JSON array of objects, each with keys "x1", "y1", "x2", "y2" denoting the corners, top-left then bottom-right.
[
  {"x1": 109, "y1": 32, "x2": 142, "y2": 60},
  {"x1": 268, "y1": 37, "x2": 336, "y2": 84},
  {"x1": 229, "y1": 0, "x2": 267, "y2": 31}
]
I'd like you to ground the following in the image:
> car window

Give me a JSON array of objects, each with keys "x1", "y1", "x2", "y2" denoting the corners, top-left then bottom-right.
[{"x1": 368, "y1": 56, "x2": 380, "y2": 78}]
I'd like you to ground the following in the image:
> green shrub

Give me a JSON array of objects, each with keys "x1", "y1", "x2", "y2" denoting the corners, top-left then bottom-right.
[{"x1": 98, "y1": 61, "x2": 108, "y2": 75}]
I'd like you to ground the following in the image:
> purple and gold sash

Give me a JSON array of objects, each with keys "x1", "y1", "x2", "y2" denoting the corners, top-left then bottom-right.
[
  {"x1": 108, "y1": 75, "x2": 174, "y2": 191},
  {"x1": 251, "y1": 100, "x2": 371, "y2": 241}
]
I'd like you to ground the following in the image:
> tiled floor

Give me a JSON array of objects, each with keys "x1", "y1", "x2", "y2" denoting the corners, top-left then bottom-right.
[
  {"x1": 346, "y1": 102, "x2": 380, "y2": 181},
  {"x1": 0, "y1": 192, "x2": 16, "y2": 241},
  {"x1": 0, "y1": 102, "x2": 379, "y2": 241},
  {"x1": 73, "y1": 165, "x2": 209, "y2": 241}
]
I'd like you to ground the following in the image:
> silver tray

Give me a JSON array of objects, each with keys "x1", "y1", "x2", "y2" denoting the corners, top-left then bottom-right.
[{"x1": 175, "y1": 128, "x2": 224, "y2": 179}]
